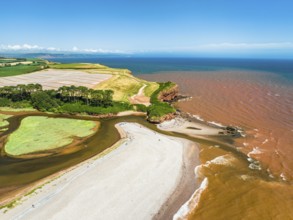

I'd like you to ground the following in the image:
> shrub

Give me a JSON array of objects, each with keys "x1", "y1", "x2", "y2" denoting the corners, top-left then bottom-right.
[
  {"x1": 147, "y1": 102, "x2": 175, "y2": 119},
  {"x1": 134, "y1": 104, "x2": 148, "y2": 112},
  {"x1": 59, "y1": 102, "x2": 133, "y2": 115},
  {"x1": 0, "y1": 98, "x2": 12, "y2": 107}
]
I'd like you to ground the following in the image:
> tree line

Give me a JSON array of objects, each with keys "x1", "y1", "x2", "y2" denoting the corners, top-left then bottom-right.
[
  {"x1": 0, "y1": 82, "x2": 176, "y2": 121},
  {"x1": 0, "y1": 84, "x2": 114, "y2": 111}
]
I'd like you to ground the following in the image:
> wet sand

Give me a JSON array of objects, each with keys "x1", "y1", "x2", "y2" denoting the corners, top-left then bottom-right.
[{"x1": 0, "y1": 123, "x2": 199, "y2": 220}]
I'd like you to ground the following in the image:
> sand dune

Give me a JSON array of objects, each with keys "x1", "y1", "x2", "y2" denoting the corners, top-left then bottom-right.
[{"x1": 1, "y1": 123, "x2": 198, "y2": 220}]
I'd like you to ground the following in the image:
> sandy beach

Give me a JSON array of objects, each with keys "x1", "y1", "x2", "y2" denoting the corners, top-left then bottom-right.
[
  {"x1": 158, "y1": 117, "x2": 223, "y2": 137},
  {"x1": 1, "y1": 122, "x2": 199, "y2": 220}
]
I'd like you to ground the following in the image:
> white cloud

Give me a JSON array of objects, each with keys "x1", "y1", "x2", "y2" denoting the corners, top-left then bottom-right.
[
  {"x1": 0, "y1": 44, "x2": 44, "y2": 50},
  {"x1": 47, "y1": 47, "x2": 60, "y2": 51},
  {"x1": 72, "y1": 46, "x2": 127, "y2": 54},
  {"x1": 0, "y1": 43, "x2": 128, "y2": 54},
  {"x1": 1, "y1": 42, "x2": 292, "y2": 55}
]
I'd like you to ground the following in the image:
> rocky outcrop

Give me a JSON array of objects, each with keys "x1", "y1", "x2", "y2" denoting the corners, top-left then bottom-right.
[
  {"x1": 147, "y1": 112, "x2": 176, "y2": 124},
  {"x1": 158, "y1": 85, "x2": 179, "y2": 102}
]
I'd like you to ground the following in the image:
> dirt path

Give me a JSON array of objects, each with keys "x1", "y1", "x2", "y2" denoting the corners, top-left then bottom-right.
[{"x1": 129, "y1": 84, "x2": 151, "y2": 106}]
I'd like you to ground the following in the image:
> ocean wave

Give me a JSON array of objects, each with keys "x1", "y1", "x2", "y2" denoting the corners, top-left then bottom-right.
[{"x1": 173, "y1": 178, "x2": 208, "y2": 220}]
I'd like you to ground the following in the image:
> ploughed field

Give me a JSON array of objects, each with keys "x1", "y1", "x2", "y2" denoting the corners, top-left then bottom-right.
[{"x1": 0, "y1": 69, "x2": 111, "y2": 90}]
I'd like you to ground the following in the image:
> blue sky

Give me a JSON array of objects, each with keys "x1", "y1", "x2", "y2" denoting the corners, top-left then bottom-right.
[{"x1": 1, "y1": 0, "x2": 293, "y2": 58}]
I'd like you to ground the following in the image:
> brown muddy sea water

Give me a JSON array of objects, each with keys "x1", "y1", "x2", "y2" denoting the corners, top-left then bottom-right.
[{"x1": 141, "y1": 70, "x2": 293, "y2": 220}]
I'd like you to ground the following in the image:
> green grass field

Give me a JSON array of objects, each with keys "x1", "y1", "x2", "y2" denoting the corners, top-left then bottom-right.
[
  {"x1": 5, "y1": 116, "x2": 98, "y2": 156},
  {"x1": 0, "y1": 64, "x2": 47, "y2": 77},
  {"x1": 0, "y1": 114, "x2": 11, "y2": 127}
]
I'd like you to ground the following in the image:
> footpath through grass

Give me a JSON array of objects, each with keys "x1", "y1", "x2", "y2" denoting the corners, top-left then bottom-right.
[
  {"x1": 96, "y1": 74, "x2": 159, "y2": 102},
  {"x1": 5, "y1": 116, "x2": 98, "y2": 156}
]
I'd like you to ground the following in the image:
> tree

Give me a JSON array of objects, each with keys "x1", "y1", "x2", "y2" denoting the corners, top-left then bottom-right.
[{"x1": 31, "y1": 91, "x2": 59, "y2": 111}]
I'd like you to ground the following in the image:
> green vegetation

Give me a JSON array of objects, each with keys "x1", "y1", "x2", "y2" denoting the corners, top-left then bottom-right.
[
  {"x1": 0, "y1": 84, "x2": 115, "y2": 113},
  {"x1": 1, "y1": 58, "x2": 159, "y2": 103},
  {"x1": 150, "y1": 81, "x2": 176, "y2": 103},
  {"x1": 59, "y1": 102, "x2": 133, "y2": 114},
  {"x1": 0, "y1": 98, "x2": 34, "y2": 109},
  {"x1": 147, "y1": 81, "x2": 177, "y2": 122},
  {"x1": 0, "y1": 81, "x2": 177, "y2": 121},
  {"x1": 144, "y1": 82, "x2": 160, "y2": 97},
  {"x1": 0, "y1": 107, "x2": 36, "y2": 112},
  {"x1": 0, "y1": 58, "x2": 25, "y2": 63},
  {"x1": 50, "y1": 63, "x2": 131, "y2": 75},
  {"x1": 0, "y1": 58, "x2": 48, "y2": 77},
  {"x1": 147, "y1": 102, "x2": 176, "y2": 120},
  {"x1": 96, "y1": 74, "x2": 159, "y2": 102},
  {"x1": 31, "y1": 91, "x2": 59, "y2": 111},
  {"x1": 0, "y1": 59, "x2": 177, "y2": 122},
  {"x1": 0, "y1": 114, "x2": 11, "y2": 127},
  {"x1": 134, "y1": 104, "x2": 148, "y2": 112},
  {"x1": 5, "y1": 116, "x2": 97, "y2": 156},
  {"x1": 49, "y1": 63, "x2": 108, "y2": 69},
  {"x1": 0, "y1": 65, "x2": 45, "y2": 77}
]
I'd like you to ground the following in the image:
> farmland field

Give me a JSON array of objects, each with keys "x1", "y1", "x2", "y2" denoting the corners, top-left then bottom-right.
[
  {"x1": 0, "y1": 69, "x2": 111, "y2": 90},
  {"x1": 0, "y1": 58, "x2": 48, "y2": 77}
]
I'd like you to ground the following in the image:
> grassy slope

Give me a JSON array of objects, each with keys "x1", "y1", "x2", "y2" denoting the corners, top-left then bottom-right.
[
  {"x1": 5, "y1": 116, "x2": 98, "y2": 156},
  {"x1": 50, "y1": 63, "x2": 131, "y2": 74},
  {"x1": 50, "y1": 62, "x2": 159, "y2": 102},
  {"x1": 49, "y1": 63, "x2": 108, "y2": 69},
  {"x1": 96, "y1": 74, "x2": 159, "y2": 102},
  {"x1": 0, "y1": 114, "x2": 11, "y2": 127}
]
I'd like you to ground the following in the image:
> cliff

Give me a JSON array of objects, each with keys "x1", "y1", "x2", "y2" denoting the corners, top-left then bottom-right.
[
  {"x1": 158, "y1": 84, "x2": 179, "y2": 102},
  {"x1": 147, "y1": 82, "x2": 178, "y2": 123}
]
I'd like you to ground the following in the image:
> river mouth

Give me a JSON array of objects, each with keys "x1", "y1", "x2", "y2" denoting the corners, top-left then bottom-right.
[
  {"x1": 0, "y1": 111, "x2": 289, "y2": 219},
  {"x1": 0, "y1": 112, "x2": 238, "y2": 201}
]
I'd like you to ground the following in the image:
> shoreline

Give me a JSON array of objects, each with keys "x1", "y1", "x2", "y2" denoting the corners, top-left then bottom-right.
[
  {"x1": 154, "y1": 139, "x2": 200, "y2": 220},
  {"x1": 0, "y1": 122, "x2": 200, "y2": 220}
]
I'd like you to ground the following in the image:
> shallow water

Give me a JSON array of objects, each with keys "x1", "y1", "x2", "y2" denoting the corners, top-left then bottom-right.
[{"x1": 141, "y1": 70, "x2": 293, "y2": 219}]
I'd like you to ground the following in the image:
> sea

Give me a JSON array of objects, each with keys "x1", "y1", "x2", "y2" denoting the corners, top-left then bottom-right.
[{"x1": 49, "y1": 57, "x2": 293, "y2": 219}]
